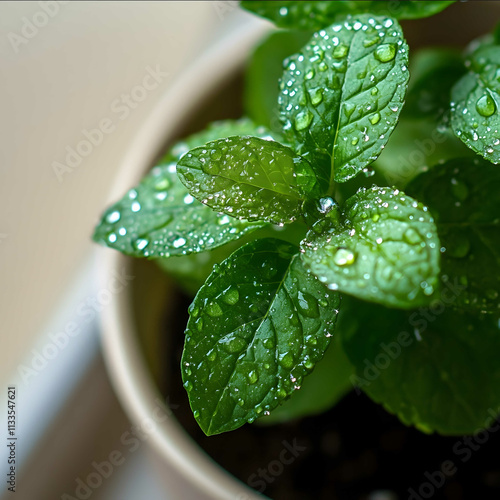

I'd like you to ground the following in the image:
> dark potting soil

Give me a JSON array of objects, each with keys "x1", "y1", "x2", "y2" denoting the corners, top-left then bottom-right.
[{"x1": 162, "y1": 291, "x2": 500, "y2": 500}]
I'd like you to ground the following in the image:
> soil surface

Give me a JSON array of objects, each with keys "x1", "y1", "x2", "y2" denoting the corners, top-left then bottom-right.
[{"x1": 162, "y1": 291, "x2": 500, "y2": 500}]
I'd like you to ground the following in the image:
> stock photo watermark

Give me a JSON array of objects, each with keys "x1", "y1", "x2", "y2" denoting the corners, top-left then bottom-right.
[
  {"x1": 16, "y1": 267, "x2": 134, "y2": 383},
  {"x1": 235, "y1": 439, "x2": 307, "y2": 498},
  {"x1": 212, "y1": 1, "x2": 238, "y2": 21},
  {"x1": 7, "y1": 1, "x2": 70, "y2": 53},
  {"x1": 60, "y1": 396, "x2": 179, "y2": 500},
  {"x1": 408, "y1": 406, "x2": 500, "y2": 500},
  {"x1": 52, "y1": 64, "x2": 169, "y2": 183},
  {"x1": 5, "y1": 386, "x2": 17, "y2": 494}
]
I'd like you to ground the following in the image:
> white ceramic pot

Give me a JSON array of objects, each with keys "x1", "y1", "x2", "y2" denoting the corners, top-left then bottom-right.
[
  {"x1": 98, "y1": 18, "x2": 270, "y2": 500},
  {"x1": 97, "y1": 4, "x2": 500, "y2": 499}
]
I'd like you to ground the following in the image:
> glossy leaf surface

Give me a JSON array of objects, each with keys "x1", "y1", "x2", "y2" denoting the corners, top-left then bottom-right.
[
  {"x1": 181, "y1": 238, "x2": 340, "y2": 435},
  {"x1": 301, "y1": 187, "x2": 441, "y2": 309}
]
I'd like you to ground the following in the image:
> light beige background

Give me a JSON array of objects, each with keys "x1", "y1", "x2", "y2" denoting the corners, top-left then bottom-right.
[{"x1": 0, "y1": 1, "x2": 247, "y2": 384}]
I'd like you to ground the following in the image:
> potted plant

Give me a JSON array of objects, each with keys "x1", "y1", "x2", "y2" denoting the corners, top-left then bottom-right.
[{"x1": 94, "y1": 2, "x2": 500, "y2": 499}]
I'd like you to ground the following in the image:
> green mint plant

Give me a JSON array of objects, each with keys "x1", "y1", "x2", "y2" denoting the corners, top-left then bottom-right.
[{"x1": 94, "y1": 1, "x2": 500, "y2": 437}]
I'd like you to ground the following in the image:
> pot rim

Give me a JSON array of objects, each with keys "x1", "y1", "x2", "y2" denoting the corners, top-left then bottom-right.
[{"x1": 98, "y1": 16, "x2": 270, "y2": 500}]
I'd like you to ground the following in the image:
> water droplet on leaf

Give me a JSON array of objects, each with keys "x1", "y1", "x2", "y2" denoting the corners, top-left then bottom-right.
[
  {"x1": 333, "y1": 43, "x2": 348, "y2": 58},
  {"x1": 297, "y1": 291, "x2": 320, "y2": 318},
  {"x1": 334, "y1": 248, "x2": 356, "y2": 266},
  {"x1": 476, "y1": 93, "x2": 496, "y2": 117},
  {"x1": 206, "y1": 301, "x2": 223, "y2": 317},
  {"x1": 369, "y1": 112, "x2": 381, "y2": 125},
  {"x1": 133, "y1": 238, "x2": 149, "y2": 251},
  {"x1": 374, "y1": 43, "x2": 396, "y2": 63},
  {"x1": 294, "y1": 110, "x2": 314, "y2": 131},
  {"x1": 106, "y1": 211, "x2": 121, "y2": 223},
  {"x1": 223, "y1": 287, "x2": 239, "y2": 305},
  {"x1": 309, "y1": 88, "x2": 323, "y2": 106},
  {"x1": 279, "y1": 352, "x2": 294, "y2": 369}
]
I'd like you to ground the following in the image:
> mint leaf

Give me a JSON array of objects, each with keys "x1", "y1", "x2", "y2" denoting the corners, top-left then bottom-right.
[
  {"x1": 451, "y1": 38, "x2": 500, "y2": 164},
  {"x1": 342, "y1": 299, "x2": 500, "y2": 435},
  {"x1": 279, "y1": 15, "x2": 409, "y2": 184},
  {"x1": 93, "y1": 119, "x2": 273, "y2": 258},
  {"x1": 245, "y1": 30, "x2": 312, "y2": 133},
  {"x1": 177, "y1": 136, "x2": 319, "y2": 224},
  {"x1": 301, "y1": 186, "x2": 441, "y2": 309},
  {"x1": 407, "y1": 157, "x2": 500, "y2": 314},
  {"x1": 241, "y1": 1, "x2": 454, "y2": 31},
  {"x1": 181, "y1": 238, "x2": 341, "y2": 435},
  {"x1": 260, "y1": 330, "x2": 353, "y2": 424}
]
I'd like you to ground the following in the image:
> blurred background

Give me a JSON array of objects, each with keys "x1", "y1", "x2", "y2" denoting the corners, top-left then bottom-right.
[{"x1": 0, "y1": 2, "x2": 260, "y2": 499}]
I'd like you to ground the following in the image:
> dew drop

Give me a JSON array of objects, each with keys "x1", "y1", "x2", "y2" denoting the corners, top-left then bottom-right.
[
  {"x1": 297, "y1": 291, "x2": 320, "y2": 318},
  {"x1": 201, "y1": 161, "x2": 219, "y2": 175},
  {"x1": 223, "y1": 287, "x2": 239, "y2": 305},
  {"x1": 189, "y1": 303, "x2": 199, "y2": 318},
  {"x1": 333, "y1": 43, "x2": 348, "y2": 58},
  {"x1": 210, "y1": 149, "x2": 222, "y2": 161},
  {"x1": 133, "y1": 238, "x2": 149, "y2": 251},
  {"x1": 263, "y1": 337, "x2": 275, "y2": 349},
  {"x1": 279, "y1": 352, "x2": 294, "y2": 369},
  {"x1": 305, "y1": 69, "x2": 315, "y2": 80},
  {"x1": 173, "y1": 237, "x2": 186, "y2": 248},
  {"x1": 155, "y1": 177, "x2": 171, "y2": 191},
  {"x1": 318, "y1": 196, "x2": 336, "y2": 214},
  {"x1": 222, "y1": 336, "x2": 246, "y2": 354},
  {"x1": 207, "y1": 348, "x2": 217, "y2": 362},
  {"x1": 334, "y1": 248, "x2": 356, "y2": 266},
  {"x1": 196, "y1": 317, "x2": 204, "y2": 331},
  {"x1": 218, "y1": 215, "x2": 231, "y2": 226},
  {"x1": 305, "y1": 334, "x2": 317, "y2": 346},
  {"x1": 294, "y1": 110, "x2": 314, "y2": 131},
  {"x1": 106, "y1": 211, "x2": 121, "y2": 223},
  {"x1": 374, "y1": 44, "x2": 396, "y2": 62},
  {"x1": 369, "y1": 112, "x2": 381, "y2": 125},
  {"x1": 343, "y1": 102, "x2": 356, "y2": 118},
  {"x1": 247, "y1": 370, "x2": 259, "y2": 384},
  {"x1": 476, "y1": 93, "x2": 496, "y2": 117},
  {"x1": 206, "y1": 301, "x2": 223, "y2": 317},
  {"x1": 309, "y1": 88, "x2": 323, "y2": 106}
]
